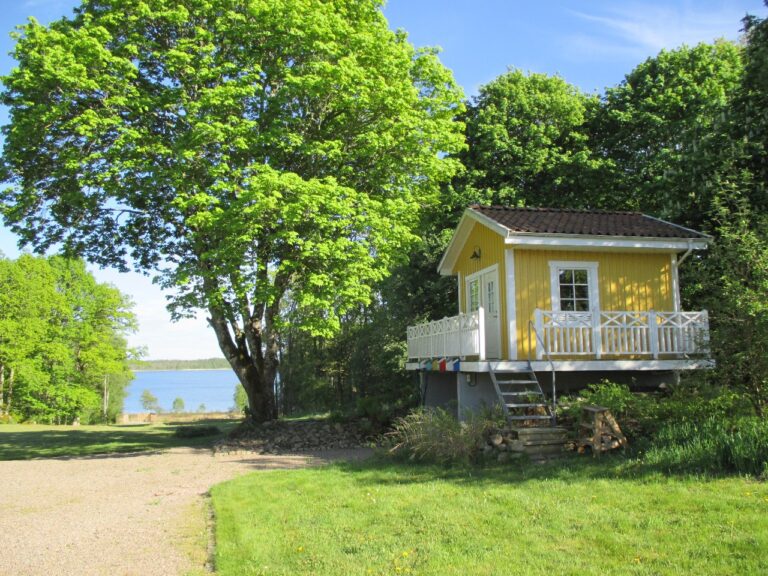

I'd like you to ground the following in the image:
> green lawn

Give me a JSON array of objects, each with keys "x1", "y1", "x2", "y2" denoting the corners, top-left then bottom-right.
[
  {"x1": 211, "y1": 457, "x2": 768, "y2": 576},
  {"x1": 0, "y1": 419, "x2": 238, "y2": 460}
]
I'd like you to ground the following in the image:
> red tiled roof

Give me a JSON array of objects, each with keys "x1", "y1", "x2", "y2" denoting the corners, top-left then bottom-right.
[{"x1": 470, "y1": 206, "x2": 707, "y2": 239}]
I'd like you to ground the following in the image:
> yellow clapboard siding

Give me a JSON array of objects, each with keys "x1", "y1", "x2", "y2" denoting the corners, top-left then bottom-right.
[
  {"x1": 452, "y1": 222, "x2": 508, "y2": 359},
  {"x1": 514, "y1": 249, "x2": 674, "y2": 359}
]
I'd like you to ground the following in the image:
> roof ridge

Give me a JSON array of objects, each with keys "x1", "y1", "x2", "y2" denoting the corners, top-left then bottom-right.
[{"x1": 469, "y1": 204, "x2": 642, "y2": 216}]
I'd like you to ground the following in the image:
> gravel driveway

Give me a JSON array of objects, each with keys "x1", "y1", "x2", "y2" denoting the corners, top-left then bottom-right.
[{"x1": 0, "y1": 447, "x2": 370, "y2": 576}]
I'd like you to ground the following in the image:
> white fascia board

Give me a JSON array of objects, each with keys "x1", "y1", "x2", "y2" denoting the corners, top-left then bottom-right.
[
  {"x1": 423, "y1": 359, "x2": 716, "y2": 372},
  {"x1": 437, "y1": 209, "x2": 509, "y2": 275},
  {"x1": 504, "y1": 234, "x2": 709, "y2": 252}
]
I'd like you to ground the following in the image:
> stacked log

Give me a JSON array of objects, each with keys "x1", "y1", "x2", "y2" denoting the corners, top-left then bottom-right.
[
  {"x1": 578, "y1": 405, "x2": 627, "y2": 455},
  {"x1": 480, "y1": 426, "x2": 570, "y2": 462}
]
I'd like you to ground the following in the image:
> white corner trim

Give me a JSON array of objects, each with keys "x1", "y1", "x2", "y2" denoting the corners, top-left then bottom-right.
[
  {"x1": 548, "y1": 260, "x2": 600, "y2": 312},
  {"x1": 505, "y1": 248, "x2": 517, "y2": 360},
  {"x1": 671, "y1": 253, "x2": 681, "y2": 312},
  {"x1": 456, "y1": 271, "x2": 462, "y2": 314}
]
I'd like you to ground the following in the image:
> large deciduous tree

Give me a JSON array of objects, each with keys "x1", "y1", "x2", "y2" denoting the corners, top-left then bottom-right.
[
  {"x1": 456, "y1": 69, "x2": 605, "y2": 209},
  {"x1": 0, "y1": 0, "x2": 465, "y2": 421},
  {"x1": 591, "y1": 41, "x2": 744, "y2": 227}
]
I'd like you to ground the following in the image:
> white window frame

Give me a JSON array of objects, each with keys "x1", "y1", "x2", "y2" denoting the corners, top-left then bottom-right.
[
  {"x1": 548, "y1": 261, "x2": 600, "y2": 312},
  {"x1": 465, "y1": 264, "x2": 499, "y2": 314}
]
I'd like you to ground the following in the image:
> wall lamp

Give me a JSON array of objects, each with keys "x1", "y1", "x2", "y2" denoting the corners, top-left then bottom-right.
[{"x1": 470, "y1": 246, "x2": 481, "y2": 260}]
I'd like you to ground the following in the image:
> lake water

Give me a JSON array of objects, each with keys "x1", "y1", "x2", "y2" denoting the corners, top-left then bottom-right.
[{"x1": 123, "y1": 370, "x2": 240, "y2": 413}]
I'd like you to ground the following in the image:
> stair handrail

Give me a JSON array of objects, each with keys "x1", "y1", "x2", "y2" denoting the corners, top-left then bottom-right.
[{"x1": 528, "y1": 319, "x2": 557, "y2": 426}]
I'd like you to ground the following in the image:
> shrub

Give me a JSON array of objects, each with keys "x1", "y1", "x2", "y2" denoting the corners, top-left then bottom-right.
[
  {"x1": 173, "y1": 425, "x2": 221, "y2": 438},
  {"x1": 386, "y1": 407, "x2": 503, "y2": 465},
  {"x1": 642, "y1": 417, "x2": 768, "y2": 477},
  {"x1": 561, "y1": 380, "x2": 754, "y2": 443}
]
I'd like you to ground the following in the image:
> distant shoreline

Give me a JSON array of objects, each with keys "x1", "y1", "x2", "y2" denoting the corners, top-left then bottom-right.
[{"x1": 131, "y1": 368, "x2": 231, "y2": 372}]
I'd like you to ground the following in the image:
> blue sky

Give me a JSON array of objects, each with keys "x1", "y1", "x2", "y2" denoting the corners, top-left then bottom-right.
[{"x1": 0, "y1": 0, "x2": 765, "y2": 359}]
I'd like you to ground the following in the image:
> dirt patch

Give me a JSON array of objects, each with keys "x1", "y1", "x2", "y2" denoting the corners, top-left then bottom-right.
[
  {"x1": 0, "y1": 446, "x2": 371, "y2": 575},
  {"x1": 220, "y1": 418, "x2": 374, "y2": 454}
]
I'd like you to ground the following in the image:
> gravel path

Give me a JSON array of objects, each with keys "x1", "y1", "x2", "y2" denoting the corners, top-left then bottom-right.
[{"x1": 0, "y1": 447, "x2": 370, "y2": 576}]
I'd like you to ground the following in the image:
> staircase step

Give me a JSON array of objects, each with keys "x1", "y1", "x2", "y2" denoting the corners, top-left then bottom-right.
[
  {"x1": 496, "y1": 379, "x2": 538, "y2": 385},
  {"x1": 505, "y1": 403, "x2": 549, "y2": 409},
  {"x1": 501, "y1": 391, "x2": 545, "y2": 397},
  {"x1": 507, "y1": 414, "x2": 553, "y2": 421}
]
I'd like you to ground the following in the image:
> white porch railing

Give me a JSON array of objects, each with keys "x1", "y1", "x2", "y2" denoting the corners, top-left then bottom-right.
[
  {"x1": 533, "y1": 309, "x2": 710, "y2": 359},
  {"x1": 407, "y1": 310, "x2": 484, "y2": 360}
]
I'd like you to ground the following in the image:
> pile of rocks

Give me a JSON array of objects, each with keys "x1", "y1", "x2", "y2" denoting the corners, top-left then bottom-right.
[
  {"x1": 479, "y1": 425, "x2": 571, "y2": 462},
  {"x1": 214, "y1": 419, "x2": 371, "y2": 454}
]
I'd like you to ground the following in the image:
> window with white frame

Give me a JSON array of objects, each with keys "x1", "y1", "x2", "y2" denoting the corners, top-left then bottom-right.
[
  {"x1": 549, "y1": 261, "x2": 599, "y2": 312},
  {"x1": 468, "y1": 278, "x2": 480, "y2": 312}
]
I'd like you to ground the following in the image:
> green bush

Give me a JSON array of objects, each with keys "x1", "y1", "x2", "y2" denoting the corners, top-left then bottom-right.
[
  {"x1": 642, "y1": 417, "x2": 768, "y2": 477},
  {"x1": 561, "y1": 381, "x2": 754, "y2": 443}
]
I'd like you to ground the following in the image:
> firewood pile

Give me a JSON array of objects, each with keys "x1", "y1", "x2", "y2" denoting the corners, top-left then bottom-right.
[{"x1": 578, "y1": 405, "x2": 627, "y2": 455}]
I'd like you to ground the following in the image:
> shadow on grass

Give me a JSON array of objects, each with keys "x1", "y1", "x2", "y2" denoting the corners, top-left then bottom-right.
[
  {"x1": 0, "y1": 418, "x2": 242, "y2": 461},
  {"x1": 322, "y1": 450, "x2": 749, "y2": 486}
]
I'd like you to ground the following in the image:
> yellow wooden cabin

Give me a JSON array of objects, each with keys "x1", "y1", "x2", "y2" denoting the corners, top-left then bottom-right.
[{"x1": 406, "y1": 206, "x2": 712, "y2": 422}]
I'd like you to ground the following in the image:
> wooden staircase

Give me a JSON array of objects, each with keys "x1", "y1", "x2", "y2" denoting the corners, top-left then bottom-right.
[{"x1": 489, "y1": 361, "x2": 555, "y2": 426}]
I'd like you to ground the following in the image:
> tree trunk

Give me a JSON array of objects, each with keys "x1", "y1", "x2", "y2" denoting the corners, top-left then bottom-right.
[
  {"x1": 0, "y1": 364, "x2": 5, "y2": 416},
  {"x1": 208, "y1": 309, "x2": 277, "y2": 422},
  {"x1": 7, "y1": 367, "x2": 14, "y2": 416}
]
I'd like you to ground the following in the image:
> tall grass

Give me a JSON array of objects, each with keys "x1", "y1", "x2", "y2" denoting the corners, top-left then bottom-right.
[
  {"x1": 642, "y1": 417, "x2": 768, "y2": 477},
  {"x1": 386, "y1": 407, "x2": 502, "y2": 464}
]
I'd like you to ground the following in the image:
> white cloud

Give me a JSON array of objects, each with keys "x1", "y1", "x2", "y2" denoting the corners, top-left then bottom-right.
[{"x1": 565, "y1": 2, "x2": 753, "y2": 60}]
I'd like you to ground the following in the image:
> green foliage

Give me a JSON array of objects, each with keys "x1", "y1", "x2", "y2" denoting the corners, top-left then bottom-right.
[
  {"x1": 172, "y1": 397, "x2": 185, "y2": 413},
  {"x1": 0, "y1": 255, "x2": 135, "y2": 423},
  {"x1": 592, "y1": 41, "x2": 744, "y2": 225},
  {"x1": 561, "y1": 381, "x2": 642, "y2": 421},
  {"x1": 232, "y1": 384, "x2": 248, "y2": 414},
  {"x1": 562, "y1": 381, "x2": 751, "y2": 442},
  {"x1": 457, "y1": 69, "x2": 606, "y2": 208},
  {"x1": 140, "y1": 389, "x2": 160, "y2": 413},
  {"x1": 642, "y1": 417, "x2": 768, "y2": 477},
  {"x1": 0, "y1": 0, "x2": 465, "y2": 422}
]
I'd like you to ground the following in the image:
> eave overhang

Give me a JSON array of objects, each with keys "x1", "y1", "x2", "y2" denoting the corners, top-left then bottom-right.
[{"x1": 437, "y1": 207, "x2": 711, "y2": 277}]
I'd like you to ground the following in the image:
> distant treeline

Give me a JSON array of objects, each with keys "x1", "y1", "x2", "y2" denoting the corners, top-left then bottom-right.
[{"x1": 130, "y1": 358, "x2": 230, "y2": 371}]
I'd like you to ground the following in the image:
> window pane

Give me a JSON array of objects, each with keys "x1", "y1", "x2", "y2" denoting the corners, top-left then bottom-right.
[
  {"x1": 560, "y1": 285, "x2": 574, "y2": 299},
  {"x1": 469, "y1": 280, "x2": 479, "y2": 311},
  {"x1": 575, "y1": 285, "x2": 589, "y2": 299},
  {"x1": 559, "y1": 269, "x2": 573, "y2": 283},
  {"x1": 561, "y1": 299, "x2": 575, "y2": 311},
  {"x1": 575, "y1": 299, "x2": 590, "y2": 311},
  {"x1": 487, "y1": 281, "x2": 495, "y2": 314},
  {"x1": 573, "y1": 269, "x2": 588, "y2": 284}
]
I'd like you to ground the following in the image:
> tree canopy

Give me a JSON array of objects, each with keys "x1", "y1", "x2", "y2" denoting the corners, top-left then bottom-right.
[
  {"x1": 0, "y1": 255, "x2": 135, "y2": 423},
  {"x1": 1, "y1": 0, "x2": 465, "y2": 421},
  {"x1": 456, "y1": 69, "x2": 605, "y2": 209}
]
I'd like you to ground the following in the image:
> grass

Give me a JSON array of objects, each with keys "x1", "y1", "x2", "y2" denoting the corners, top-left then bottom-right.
[
  {"x1": 211, "y1": 456, "x2": 768, "y2": 576},
  {"x1": 0, "y1": 419, "x2": 239, "y2": 460}
]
